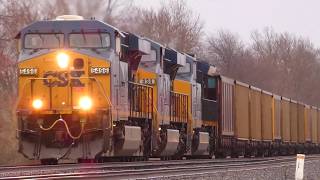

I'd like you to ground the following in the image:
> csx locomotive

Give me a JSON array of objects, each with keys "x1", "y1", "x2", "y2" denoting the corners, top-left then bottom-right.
[{"x1": 16, "y1": 15, "x2": 320, "y2": 164}]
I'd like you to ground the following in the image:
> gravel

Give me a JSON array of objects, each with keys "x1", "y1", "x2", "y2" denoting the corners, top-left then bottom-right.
[{"x1": 151, "y1": 158, "x2": 320, "y2": 180}]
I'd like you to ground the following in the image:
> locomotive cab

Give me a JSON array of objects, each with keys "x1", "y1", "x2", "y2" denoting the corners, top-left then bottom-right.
[
  {"x1": 117, "y1": 32, "x2": 155, "y2": 158},
  {"x1": 134, "y1": 39, "x2": 174, "y2": 157},
  {"x1": 196, "y1": 62, "x2": 219, "y2": 121}
]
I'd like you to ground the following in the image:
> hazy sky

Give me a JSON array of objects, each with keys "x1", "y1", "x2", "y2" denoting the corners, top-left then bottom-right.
[{"x1": 134, "y1": 0, "x2": 320, "y2": 47}]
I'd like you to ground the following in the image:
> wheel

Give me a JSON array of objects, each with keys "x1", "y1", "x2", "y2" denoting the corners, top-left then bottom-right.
[
  {"x1": 244, "y1": 149, "x2": 251, "y2": 158},
  {"x1": 265, "y1": 149, "x2": 271, "y2": 157},
  {"x1": 214, "y1": 152, "x2": 225, "y2": 159},
  {"x1": 225, "y1": 149, "x2": 232, "y2": 158},
  {"x1": 231, "y1": 151, "x2": 239, "y2": 158},
  {"x1": 95, "y1": 157, "x2": 104, "y2": 163}
]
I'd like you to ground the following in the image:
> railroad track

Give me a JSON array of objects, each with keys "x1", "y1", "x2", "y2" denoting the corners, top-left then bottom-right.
[{"x1": 1, "y1": 155, "x2": 319, "y2": 179}]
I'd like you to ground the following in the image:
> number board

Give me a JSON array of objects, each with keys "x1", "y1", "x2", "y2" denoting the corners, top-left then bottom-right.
[
  {"x1": 139, "y1": 78, "x2": 156, "y2": 85},
  {"x1": 90, "y1": 67, "x2": 110, "y2": 75},
  {"x1": 19, "y1": 68, "x2": 38, "y2": 76}
]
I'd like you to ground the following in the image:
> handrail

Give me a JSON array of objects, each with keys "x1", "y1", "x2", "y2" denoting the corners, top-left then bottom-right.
[
  {"x1": 17, "y1": 79, "x2": 34, "y2": 108},
  {"x1": 148, "y1": 93, "x2": 158, "y2": 117},
  {"x1": 85, "y1": 77, "x2": 113, "y2": 107},
  {"x1": 202, "y1": 98, "x2": 217, "y2": 103},
  {"x1": 18, "y1": 76, "x2": 113, "y2": 137},
  {"x1": 170, "y1": 91, "x2": 189, "y2": 122},
  {"x1": 129, "y1": 81, "x2": 154, "y2": 88},
  {"x1": 129, "y1": 81, "x2": 154, "y2": 119},
  {"x1": 17, "y1": 76, "x2": 113, "y2": 109},
  {"x1": 83, "y1": 77, "x2": 113, "y2": 133},
  {"x1": 132, "y1": 81, "x2": 157, "y2": 112},
  {"x1": 170, "y1": 90, "x2": 189, "y2": 96}
]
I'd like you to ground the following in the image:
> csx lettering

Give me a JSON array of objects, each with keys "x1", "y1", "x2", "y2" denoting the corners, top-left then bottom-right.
[
  {"x1": 70, "y1": 71, "x2": 85, "y2": 87},
  {"x1": 43, "y1": 70, "x2": 85, "y2": 87},
  {"x1": 43, "y1": 71, "x2": 68, "y2": 87}
]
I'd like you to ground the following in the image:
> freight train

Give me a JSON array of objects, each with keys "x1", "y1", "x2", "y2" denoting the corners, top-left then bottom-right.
[{"x1": 16, "y1": 15, "x2": 320, "y2": 164}]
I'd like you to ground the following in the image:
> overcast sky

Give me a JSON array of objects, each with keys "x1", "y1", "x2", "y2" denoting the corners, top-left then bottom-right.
[{"x1": 134, "y1": 0, "x2": 320, "y2": 47}]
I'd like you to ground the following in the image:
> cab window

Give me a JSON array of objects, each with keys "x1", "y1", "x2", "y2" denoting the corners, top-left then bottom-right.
[
  {"x1": 141, "y1": 49, "x2": 157, "y2": 62},
  {"x1": 203, "y1": 76, "x2": 217, "y2": 101},
  {"x1": 140, "y1": 49, "x2": 157, "y2": 72},
  {"x1": 24, "y1": 33, "x2": 64, "y2": 49},
  {"x1": 69, "y1": 33, "x2": 110, "y2": 48},
  {"x1": 177, "y1": 62, "x2": 191, "y2": 74}
]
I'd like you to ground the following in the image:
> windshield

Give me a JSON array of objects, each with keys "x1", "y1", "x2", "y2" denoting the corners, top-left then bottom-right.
[
  {"x1": 69, "y1": 33, "x2": 110, "y2": 48},
  {"x1": 24, "y1": 33, "x2": 64, "y2": 49}
]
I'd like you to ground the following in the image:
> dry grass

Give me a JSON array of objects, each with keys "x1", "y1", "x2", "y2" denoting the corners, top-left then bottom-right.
[{"x1": 0, "y1": 108, "x2": 27, "y2": 165}]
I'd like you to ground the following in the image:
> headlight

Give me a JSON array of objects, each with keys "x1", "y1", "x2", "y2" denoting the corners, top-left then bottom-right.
[
  {"x1": 32, "y1": 99, "x2": 43, "y2": 109},
  {"x1": 57, "y1": 52, "x2": 69, "y2": 69},
  {"x1": 79, "y1": 96, "x2": 92, "y2": 111}
]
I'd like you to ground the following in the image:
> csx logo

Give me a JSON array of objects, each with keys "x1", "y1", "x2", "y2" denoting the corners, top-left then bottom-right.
[{"x1": 43, "y1": 70, "x2": 85, "y2": 87}]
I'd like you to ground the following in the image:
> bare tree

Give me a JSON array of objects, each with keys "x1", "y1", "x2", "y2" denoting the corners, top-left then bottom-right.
[
  {"x1": 207, "y1": 28, "x2": 320, "y2": 107},
  {"x1": 249, "y1": 28, "x2": 289, "y2": 93},
  {"x1": 44, "y1": 0, "x2": 71, "y2": 18},
  {"x1": 0, "y1": 0, "x2": 44, "y2": 104},
  {"x1": 206, "y1": 30, "x2": 254, "y2": 82},
  {"x1": 123, "y1": 0, "x2": 203, "y2": 53},
  {"x1": 250, "y1": 28, "x2": 320, "y2": 105},
  {"x1": 51, "y1": 0, "x2": 132, "y2": 25},
  {"x1": 0, "y1": 0, "x2": 61, "y2": 164}
]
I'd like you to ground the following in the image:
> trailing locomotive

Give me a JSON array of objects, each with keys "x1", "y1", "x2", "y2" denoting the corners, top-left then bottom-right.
[{"x1": 16, "y1": 15, "x2": 320, "y2": 164}]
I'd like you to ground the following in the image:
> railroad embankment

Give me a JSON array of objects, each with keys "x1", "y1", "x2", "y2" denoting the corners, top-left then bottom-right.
[
  {"x1": 173, "y1": 157, "x2": 320, "y2": 180},
  {"x1": 0, "y1": 109, "x2": 25, "y2": 165}
]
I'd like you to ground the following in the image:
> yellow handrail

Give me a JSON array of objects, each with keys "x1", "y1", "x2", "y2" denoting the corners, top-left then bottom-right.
[
  {"x1": 148, "y1": 93, "x2": 158, "y2": 116},
  {"x1": 77, "y1": 77, "x2": 113, "y2": 107},
  {"x1": 17, "y1": 77, "x2": 113, "y2": 108}
]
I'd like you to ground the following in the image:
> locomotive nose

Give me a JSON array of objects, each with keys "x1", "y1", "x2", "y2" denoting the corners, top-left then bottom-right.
[
  {"x1": 54, "y1": 130, "x2": 69, "y2": 144},
  {"x1": 56, "y1": 52, "x2": 70, "y2": 69}
]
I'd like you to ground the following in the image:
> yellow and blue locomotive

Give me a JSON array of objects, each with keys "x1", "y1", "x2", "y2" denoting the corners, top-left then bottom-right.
[
  {"x1": 16, "y1": 15, "x2": 215, "y2": 164},
  {"x1": 16, "y1": 15, "x2": 121, "y2": 163}
]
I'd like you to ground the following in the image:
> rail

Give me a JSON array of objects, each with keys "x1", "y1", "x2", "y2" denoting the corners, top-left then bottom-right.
[{"x1": 1, "y1": 155, "x2": 319, "y2": 179}]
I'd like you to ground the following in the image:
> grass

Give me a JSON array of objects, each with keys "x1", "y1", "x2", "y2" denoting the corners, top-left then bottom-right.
[{"x1": 0, "y1": 108, "x2": 28, "y2": 165}]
